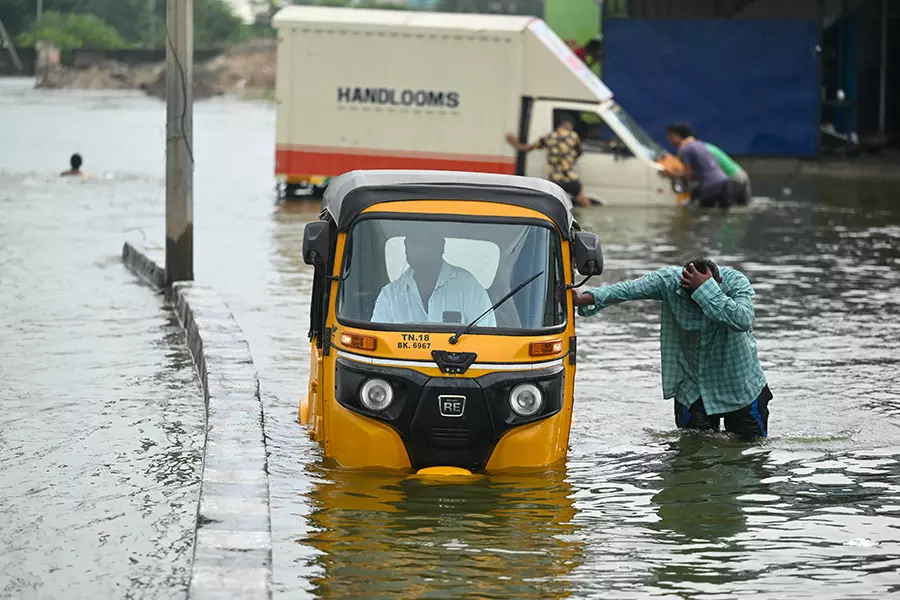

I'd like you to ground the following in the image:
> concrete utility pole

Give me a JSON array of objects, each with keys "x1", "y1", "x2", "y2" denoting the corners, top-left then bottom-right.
[
  {"x1": 165, "y1": 0, "x2": 194, "y2": 284},
  {"x1": 0, "y1": 17, "x2": 24, "y2": 72},
  {"x1": 878, "y1": 0, "x2": 887, "y2": 135},
  {"x1": 37, "y1": 0, "x2": 43, "y2": 21}
]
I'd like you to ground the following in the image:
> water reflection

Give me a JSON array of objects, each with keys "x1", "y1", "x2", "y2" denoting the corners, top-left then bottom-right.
[
  {"x1": 651, "y1": 437, "x2": 770, "y2": 541},
  {"x1": 0, "y1": 169, "x2": 204, "y2": 597},
  {"x1": 647, "y1": 437, "x2": 772, "y2": 594},
  {"x1": 306, "y1": 467, "x2": 582, "y2": 599}
]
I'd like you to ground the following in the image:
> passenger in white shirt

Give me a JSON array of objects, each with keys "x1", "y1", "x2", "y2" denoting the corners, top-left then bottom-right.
[{"x1": 371, "y1": 232, "x2": 497, "y2": 327}]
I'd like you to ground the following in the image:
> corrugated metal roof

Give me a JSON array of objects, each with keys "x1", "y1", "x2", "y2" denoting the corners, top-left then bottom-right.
[{"x1": 272, "y1": 5, "x2": 537, "y2": 32}]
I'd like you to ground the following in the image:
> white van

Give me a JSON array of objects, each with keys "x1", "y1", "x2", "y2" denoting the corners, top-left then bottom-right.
[{"x1": 272, "y1": 6, "x2": 689, "y2": 207}]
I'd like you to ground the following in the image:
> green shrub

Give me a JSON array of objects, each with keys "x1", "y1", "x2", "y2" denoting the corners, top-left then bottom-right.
[{"x1": 17, "y1": 11, "x2": 127, "y2": 50}]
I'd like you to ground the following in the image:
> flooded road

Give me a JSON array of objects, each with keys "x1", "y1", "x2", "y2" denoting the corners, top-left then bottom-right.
[
  {"x1": 0, "y1": 84, "x2": 205, "y2": 597},
  {"x1": 2, "y1": 79, "x2": 900, "y2": 599}
]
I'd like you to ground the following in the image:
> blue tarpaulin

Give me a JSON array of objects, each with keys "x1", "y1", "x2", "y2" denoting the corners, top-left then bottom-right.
[{"x1": 603, "y1": 20, "x2": 820, "y2": 157}]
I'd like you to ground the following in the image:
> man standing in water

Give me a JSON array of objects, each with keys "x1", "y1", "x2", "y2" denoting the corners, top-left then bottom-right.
[
  {"x1": 661, "y1": 123, "x2": 730, "y2": 208},
  {"x1": 505, "y1": 113, "x2": 591, "y2": 208},
  {"x1": 572, "y1": 258, "x2": 772, "y2": 440},
  {"x1": 706, "y1": 142, "x2": 752, "y2": 206}
]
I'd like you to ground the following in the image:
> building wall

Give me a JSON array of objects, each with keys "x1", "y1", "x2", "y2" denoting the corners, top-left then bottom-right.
[
  {"x1": 734, "y1": 0, "x2": 862, "y2": 25},
  {"x1": 626, "y1": 0, "x2": 750, "y2": 19},
  {"x1": 544, "y1": 0, "x2": 599, "y2": 45},
  {"x1": 603, "y1": 19, "x2": 821, "y2": 156}
]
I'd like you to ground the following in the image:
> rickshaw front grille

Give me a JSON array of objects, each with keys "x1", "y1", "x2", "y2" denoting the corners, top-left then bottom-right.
[{"x1": 431, "y1": 427, "x2": 472, "y2": 447}]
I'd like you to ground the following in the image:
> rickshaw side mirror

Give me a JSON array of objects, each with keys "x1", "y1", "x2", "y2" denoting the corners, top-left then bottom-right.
[
  {"x1": 302, "y1": 220, "x2": 331, "y2": 270},
  {"x1": 573, "y1": 232, "x2": 603, "y2": 276}
]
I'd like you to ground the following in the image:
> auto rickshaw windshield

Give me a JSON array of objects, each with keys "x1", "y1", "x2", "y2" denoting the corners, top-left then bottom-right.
[{"x1": 337, "y1": 217, "x2": 566, "y2": 332}]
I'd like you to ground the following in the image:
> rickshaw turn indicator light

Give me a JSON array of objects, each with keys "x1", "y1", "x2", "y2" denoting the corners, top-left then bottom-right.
[
  {"x1": 340, "y1": 331, "x2": 377, "y2": 351},
  {"x1": 360, "y1": 378, "x2": 394, "y2": 411},
  {"x1": 529, "y1": 339, "x2": 563, "y2": 357},
  {"x1": 509, "y1": 383, "x2": 543, "y2": 417}
]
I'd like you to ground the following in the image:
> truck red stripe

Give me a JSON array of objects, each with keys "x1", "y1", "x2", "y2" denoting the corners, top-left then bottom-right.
[{"x1": 276, "y1": 147, "x2": 516, "y2": 178}]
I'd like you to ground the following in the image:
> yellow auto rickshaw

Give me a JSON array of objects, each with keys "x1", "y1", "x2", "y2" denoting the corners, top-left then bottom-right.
[{"x1": 300, "y1": 170, "x2": 603, "y2": 475}]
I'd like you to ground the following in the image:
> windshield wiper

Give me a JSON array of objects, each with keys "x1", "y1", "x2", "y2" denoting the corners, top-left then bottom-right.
[{"x1": 448, "y1": 270, "x2": 544, "y2": 345}]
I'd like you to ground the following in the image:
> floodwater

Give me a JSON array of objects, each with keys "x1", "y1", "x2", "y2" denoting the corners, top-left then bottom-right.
[
  {"x1": 2, "y1": 78, "x2": 900, "y2": 599},
  {"x1": 0, "y1": 81, "x2": 205, "y2": 598}
]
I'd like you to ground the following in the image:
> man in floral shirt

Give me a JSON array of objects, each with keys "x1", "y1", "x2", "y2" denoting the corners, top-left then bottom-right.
[{"x1": 506, "y1": 113, "x2": 590, "y2": 207}]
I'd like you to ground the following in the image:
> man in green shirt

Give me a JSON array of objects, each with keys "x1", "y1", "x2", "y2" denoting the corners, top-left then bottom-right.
[
  {"x1": 705, "y1": 143, "x2": 751, "y2": 206},
  {"x1": 572, "y1": 257, "x2": 772, "y2": 439}
]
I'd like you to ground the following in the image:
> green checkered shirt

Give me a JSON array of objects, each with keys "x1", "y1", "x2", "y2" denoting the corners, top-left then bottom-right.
[{"x1": 578, "y1": 266, "x2": 767, "y2": 415}]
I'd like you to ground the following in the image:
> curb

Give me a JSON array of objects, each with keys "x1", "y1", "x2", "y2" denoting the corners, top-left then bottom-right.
[
  {"x1": 121, "y1": 242, "x2": 273, "y2": 600},
  {"x1": 122, "y1": 242, "x2": 167, "y2": 289}
]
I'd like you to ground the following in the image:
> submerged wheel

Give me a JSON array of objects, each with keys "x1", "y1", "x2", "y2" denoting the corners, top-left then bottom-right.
[
  {"x1": 284, "y1": 183, "x2": 301, "y2": 199},
  {"x1": 282, "y1": 183, "x2": 316, "y2": 201},
  {"x1": 279, "y1": 181, "x2": 328, "y2": 201}
]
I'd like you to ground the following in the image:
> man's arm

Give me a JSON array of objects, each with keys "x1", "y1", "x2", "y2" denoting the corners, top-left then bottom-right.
[
  {"x1": 505, "y1": 133, "x2": 546, "y2": 154},
  {"x1": 575, "y1": 269, "x2": 670, "y2": 317},
  {"x1": 662, "y1": 146, "x2": 694, "y2": 178},
  {"x1": 690, "y1": 272, "x2": 755, "y2": 332}
]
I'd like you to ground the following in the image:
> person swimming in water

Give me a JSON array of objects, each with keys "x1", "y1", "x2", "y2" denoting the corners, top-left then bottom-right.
[{"x1": 60, "y1": 153, "x2": 83, "y2": 177}]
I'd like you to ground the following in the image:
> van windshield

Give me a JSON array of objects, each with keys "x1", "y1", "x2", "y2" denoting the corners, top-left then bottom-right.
[
  {"x1": 605, "y1": 103, "x2": 667, "y2": 162},
  {"x1": 337, "y1": 217, "x2": 566, "y2": 332}
]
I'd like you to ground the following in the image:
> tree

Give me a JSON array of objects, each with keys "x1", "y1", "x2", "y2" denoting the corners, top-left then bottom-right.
[
  {"x1": 0, "y1": 0, "x2": 40, "y2": 42},
  {"x1": 16, "y1": 10, "x2": 127, "y2": 49},
  {"x1": 244, "y1": 0, "x2": 281, "y2": 37},
  {"x1": 129, "y1": 0, "x2": 247, "y2": 48},
  {"x1": 0, "y1": 0, "x2": 247, "y2": 49},
  {"x1": 192, "y1": 0, "x2": 246, "y2": 47}
]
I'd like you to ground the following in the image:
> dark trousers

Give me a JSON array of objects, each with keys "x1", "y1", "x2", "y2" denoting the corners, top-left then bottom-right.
[
  {"x1": 691, "y1": 180, "x2": 731, "y2": 208},
  {"x1": 674, "y1": 386, "x2": 772, "y2": 440},
  {"x1": 728, "y1": 172, "x2": 751, "y2": 206},
  {"x1": 555, "y1": 179, "x2": 583, "y2": 198}
]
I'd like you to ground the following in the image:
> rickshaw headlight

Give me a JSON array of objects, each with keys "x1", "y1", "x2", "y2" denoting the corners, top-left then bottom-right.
[
  {"x1": 360, "y1": 378, "x2": 394, "y2": 411},
  {"x1": 509, "y1": 383, "x2": 543, "y2": 417}
]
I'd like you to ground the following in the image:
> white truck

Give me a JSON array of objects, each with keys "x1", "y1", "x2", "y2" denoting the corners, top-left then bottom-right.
[{"x1": 272, "y1": 6, "x2": 689, "y2": 207}]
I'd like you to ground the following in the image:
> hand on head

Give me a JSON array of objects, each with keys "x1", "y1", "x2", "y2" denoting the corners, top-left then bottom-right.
[
  {"x1": 681, "y1": 257, "x2": 721, "y2": 293},
  {"x1": 681, "y1": 263, "x2": 711, "y2": 293}
]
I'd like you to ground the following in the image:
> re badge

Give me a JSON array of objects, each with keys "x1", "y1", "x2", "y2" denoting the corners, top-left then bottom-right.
[{"x1": 438, "y1": 395, "x2": 466, "y2": 418}]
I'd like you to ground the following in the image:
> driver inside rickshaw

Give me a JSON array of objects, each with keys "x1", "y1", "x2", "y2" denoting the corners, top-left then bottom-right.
[{"x1": 371, "y1": 229, "x2": 497, "y2": 326}]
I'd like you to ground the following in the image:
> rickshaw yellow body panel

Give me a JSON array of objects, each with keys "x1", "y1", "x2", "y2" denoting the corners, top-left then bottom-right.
[{"x1": 326, "y1": 401, "x2": 412, "y2": 469}]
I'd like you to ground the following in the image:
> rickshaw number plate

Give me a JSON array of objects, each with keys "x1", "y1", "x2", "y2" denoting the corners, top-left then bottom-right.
[{"x1": 438, "y1": 395, "x2": 466, "y2": 418}]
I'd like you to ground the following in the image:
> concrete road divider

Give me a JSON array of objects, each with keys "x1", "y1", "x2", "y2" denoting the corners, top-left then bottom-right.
[{"x1": 122, "y1": 242, "x2": 272, "y2": 600}]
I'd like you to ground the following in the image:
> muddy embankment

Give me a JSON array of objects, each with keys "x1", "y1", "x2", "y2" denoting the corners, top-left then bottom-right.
[{"x1": 37, "y1": 39, "x2": 276, "y2": 100}]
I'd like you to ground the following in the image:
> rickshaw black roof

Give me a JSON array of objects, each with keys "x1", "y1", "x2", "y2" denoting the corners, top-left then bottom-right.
[{"x1": 322, "y1": 170, "x2": 577, "y2": 237}]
